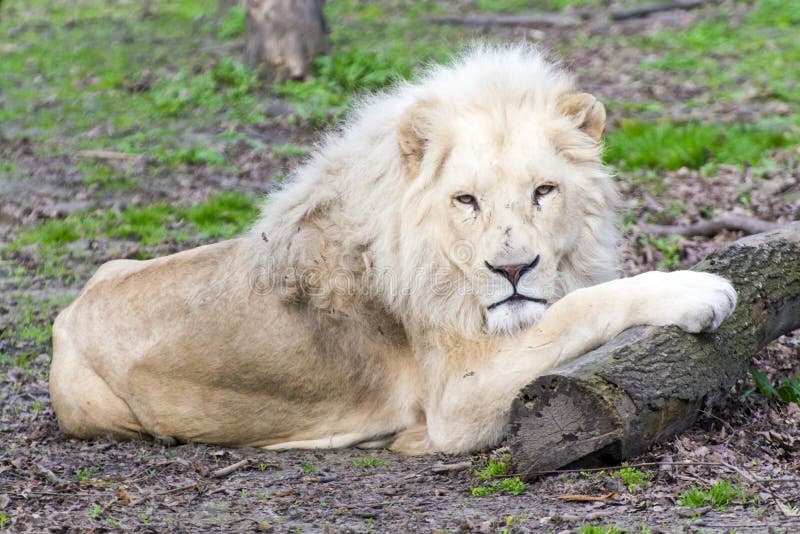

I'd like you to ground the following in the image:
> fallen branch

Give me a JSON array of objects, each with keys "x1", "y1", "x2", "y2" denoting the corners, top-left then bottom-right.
[
  {"x1": 638, "y1": 214, "x2": 784, "y2": 237},
  {"x1": 428, "y1": 13, "x2": 580, "y2": 29},
  {"x1": 611, "y1": 0, "x2": 713, "y2": 21},
  {"x1": 430, "y1": 461, "x2": 472, "y2": 474},
  {"x1": 211, "y1": 458, "x2": 250, "y2": 478},
  {"x1": 157, "y1": 482, "x2": 204, "y2": 495},
  {"x1": 507, "y1": 222, "x2": 800, "y2": 479},
  {"x1": 558, "y1": 491, "x2": 616, "y2": 502}
]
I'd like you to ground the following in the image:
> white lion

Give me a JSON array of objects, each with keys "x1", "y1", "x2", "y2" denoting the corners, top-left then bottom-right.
[{"x1": 50, "y1": 45, "x2": 736, "y2": 455}]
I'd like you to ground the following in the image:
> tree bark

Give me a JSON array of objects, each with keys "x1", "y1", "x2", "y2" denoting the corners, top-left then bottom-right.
[
  {"x1": 244, "y1": 0, "x2": 328, "y2": 82},
  {"x1": 506, "y1": 222, "x2": 800, "y2": 479},
  {"x1": 217, "y1": 0, "x2": 240, "y2": 19}
]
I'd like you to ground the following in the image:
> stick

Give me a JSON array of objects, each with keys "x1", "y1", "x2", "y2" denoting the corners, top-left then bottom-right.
[
  {"x1": 611, "y1": 0, "x2": 712, "y2": 21},
  {"x1": 428, "y1": 13, "x2": 580, "y2": 29},
  {"x1": 638, "y1": 214, "x2": 784, "y2": 237},
  {"x1": 211, "y1": 458, "x2": 250, "y2": 478},
  {"x1": 430, "y1": 461, "x2": 472, "y2": 474}
]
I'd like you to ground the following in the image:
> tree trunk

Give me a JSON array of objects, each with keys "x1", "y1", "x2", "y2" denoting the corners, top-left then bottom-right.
[
  {"x1": 217, "y1": 0, "x2": 240, "y2": 19},
  {"x1": 244, "y1": 0, "x2": 328, "y2": 81},
  {"x1": 506, "y1": 222, "x2": 800, "y2": 479}
]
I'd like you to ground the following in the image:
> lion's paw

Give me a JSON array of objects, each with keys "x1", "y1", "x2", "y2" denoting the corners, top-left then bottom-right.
[{"x1": 636, "y1": 271, "x2": 737, "y2": 333}]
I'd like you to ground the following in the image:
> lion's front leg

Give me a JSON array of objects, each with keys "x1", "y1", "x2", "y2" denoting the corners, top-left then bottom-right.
[
  {"x1": 419, "y1": 270, "x2": 737, "y2": 454},
  {"x1": 531, "y1": 270, "x2": 737, "y2": 367}
]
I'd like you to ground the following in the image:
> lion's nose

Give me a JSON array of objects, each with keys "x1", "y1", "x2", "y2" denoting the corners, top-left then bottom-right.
[{"x1": 485, "y1": 256, "x2": 540, "y2": 286}]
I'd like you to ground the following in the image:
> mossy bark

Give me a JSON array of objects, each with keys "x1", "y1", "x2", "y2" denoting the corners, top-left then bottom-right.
[{"x1": 506, "y1": 222, "x2": 800, "y2": 479}]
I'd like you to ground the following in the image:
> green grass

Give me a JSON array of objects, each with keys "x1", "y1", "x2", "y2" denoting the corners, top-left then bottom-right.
[
  {"x1": 7, "y1": 192, "x2": 259, "y2": 253},
  {"x1": 273, "y1": 0, "x2": 460, "y2": 123},
  {"x1": 218, "y1": 4, "x2": 246, "y2": 40},
  {"x1": 75, "y1": 469, "x2": 96, "y2": 483},
  {"x1": 604, "y1": 120, "x2": 796, "y2": 170},
  {"x1": 470, "y1": 476, "x2": 526, "y2": 497},
  {"x1": 351, "y1": 456, "x2": 383, "y2": 468},
  {"x1": 299, "y1": 462, "x2": 316, "y2": 474},
  {"x1": 160, "y1": 147, "x2": 227, "y2": 166},
  {"x1": 750, "y1": 367, "x2": 800, "y2": 404},
  {"x1": 600, "y1": 0, "x2": 800, "y2": 172},
  {"x1": 184, "y1": 192, "x2": 260, "y2": 238},
  {"x1": 614, "y1": 466, "x2": 652, "y2": 493},
  {"x1": 79, "y1": 161, "x2": 138, "y2": 192},
  {"x1": 637, "y1": 0, "x2": 800, "y2": 105},
  {"x1": 470, "y1": 456, "x2": 526, "y2": 497},
  {"x1": 476, "y1": 457, "x2": 511, "y2": 480},
  {"x1": 273, "y1": 46, "x2": 425, "y2": 122},
  {"x1": 272, "y1": 143, "x2": 312, "y2": 158},
  {"x1": 678, "y1": 480, "x2": 743, "y2": 509},
  {"x1": 0, "y1": 1, "x2": 266, "y2": 161},
  {"x1": 636, "y1": 234, "x2": 683, "y2": 270},
  {"x1": 0, "y1": 294, "x2": 73, "y2": 372}
]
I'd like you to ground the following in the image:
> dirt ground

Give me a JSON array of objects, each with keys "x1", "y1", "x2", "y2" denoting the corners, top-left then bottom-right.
[{"x1": 2, "y1": 1, "x2": 800, "y2": 532}]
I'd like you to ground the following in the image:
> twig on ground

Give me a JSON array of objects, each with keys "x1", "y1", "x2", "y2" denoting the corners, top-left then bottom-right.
[
  {"x1": 719, "y1": 461, "x2": 800, "y2": 518},
  {"x1": 211, "y1": 458, "x2": 251, "y2": 478},
  {"x1": 404, "y1": 465, "x2": 433, "y2": 479},
  {"x1": 638, "y1": 215, "x2": 783, "y2": 237},
  {"x1": 611, "y1": 0, "x2": 714, "y2": 21},
  {"x1": 758, "y1": 477, "x2": 800, "y2": 485},
  {"x1": 35, "y1": 463, "x2": 67, "y2": 485},
  {"x1": 704, "y1": 521, "x2": 800, "y2": 529},
  {"x1": 428, "y1": 13, "x2": 580, "y2": 29},
  {"x1": 430, "y1": 461, "x2": 472, "y2": 474},
  {"x1": 98, "y1": 496, "x2": 119, "y2": 515},
  {"x1": 529, "y1": 460, "x2": 725, "y2": 477},
  {"x1": 535, "y1": 459, "x2": 799, "y2": 486},
  {"x1": 157, "y1": 482, "x2": 205, "y2": 495},
  {"x1": 558, "y1": 491, "x2": 617, "y2": 502},
  {"x1": 429, "y1": 0, "x2": 715, "y2": 29},
  {"x1": 697, "y1": 408, "x2": 736, "y2": 433}
]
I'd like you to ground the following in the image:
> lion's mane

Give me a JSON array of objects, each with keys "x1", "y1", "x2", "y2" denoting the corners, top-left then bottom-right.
[{"x1": 251, "y1": 44, "x2": 619, "y2": 339}]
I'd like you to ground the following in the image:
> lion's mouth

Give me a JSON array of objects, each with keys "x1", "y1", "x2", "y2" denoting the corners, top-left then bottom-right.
[{"x1": 488, "y1": 293, "x2": 547, "y2": 310}]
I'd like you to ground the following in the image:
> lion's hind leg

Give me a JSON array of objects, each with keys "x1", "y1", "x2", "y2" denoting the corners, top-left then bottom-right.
[{"x1": 49, "y1": 310, "x2": 143, "y2": 440}]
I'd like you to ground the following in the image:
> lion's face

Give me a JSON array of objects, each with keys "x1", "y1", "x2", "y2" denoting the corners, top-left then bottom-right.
[
  {"x1": 432, "y1": 123, "x2": 584, "y2": 336},
  {"x1": 398, "y1": 93, "x2": 615, "y2": 337}
]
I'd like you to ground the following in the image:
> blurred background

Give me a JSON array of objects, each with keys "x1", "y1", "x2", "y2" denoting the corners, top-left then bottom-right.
[{"x1": 1, "y1": 1, "x2": 798, "y2": 531}]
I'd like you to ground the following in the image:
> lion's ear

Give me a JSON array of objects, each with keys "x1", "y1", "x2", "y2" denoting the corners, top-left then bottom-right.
[
  {"x1": 397, "y1": 100, "x2": 437, "y2": 179},
  {"x1": 556, "y1": 92, "x2": 606, "y2": 142}
]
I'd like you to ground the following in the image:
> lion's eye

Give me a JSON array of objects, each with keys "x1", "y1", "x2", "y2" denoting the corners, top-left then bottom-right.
[
  {"x1": 534, "y1": 184, "x2": 555, "y2": 200},
  {"x1": 455, "y1": 194, "x2": 478, "y2": 207}
]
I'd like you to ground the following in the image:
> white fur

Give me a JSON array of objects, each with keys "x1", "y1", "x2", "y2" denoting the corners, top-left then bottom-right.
[
  {"x1": 50, "y1": 44, "x2": 737, "y2": 456},
  {"x1": 486, "y1": 300, "x2": 548, "y2": 336},
  {"x1": 252, "y1": 43, "x2": 619, "y2": 338}
]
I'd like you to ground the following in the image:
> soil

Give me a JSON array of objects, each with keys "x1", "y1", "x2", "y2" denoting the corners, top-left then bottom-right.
[{"x1": 1, "y1": 2, "x2": 799, "y2": 532}]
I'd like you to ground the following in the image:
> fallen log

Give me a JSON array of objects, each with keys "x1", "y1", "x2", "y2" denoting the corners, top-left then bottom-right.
[{"x1": 507, "y1": 222, "x2": 800, "y2": 479}]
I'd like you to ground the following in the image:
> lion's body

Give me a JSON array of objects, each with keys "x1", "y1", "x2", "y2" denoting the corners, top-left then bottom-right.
[
  {"x1": 51, "y1": 239, "x2": 422, "y2": 449},
  {"x1": 50, "y1": 45, "x2": 736, "y2": 454}
]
